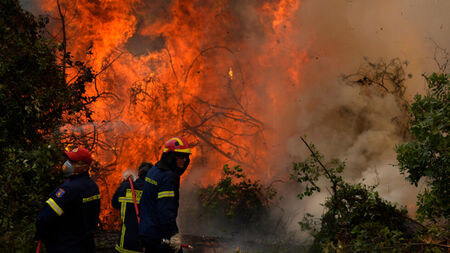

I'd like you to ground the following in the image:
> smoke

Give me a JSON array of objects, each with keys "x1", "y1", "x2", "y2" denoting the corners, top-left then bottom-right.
[
  {"x1": 265, "y1": 0, "x2": 450, "y2": 231},
  {"x1": 18, "y1": 0, "x2": 450, "y2": 245}
]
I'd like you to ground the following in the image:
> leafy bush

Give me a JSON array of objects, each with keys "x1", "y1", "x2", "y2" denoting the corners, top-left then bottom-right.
[
  {"x1": 0, "y1": 145, "x2": 63, "y2": 252},
  {"x1": 294, "y1": 72, "x2": 450, "y2": 252},
  {"x1": 197, "y1": 165, "x2": 305, "y2": 252},
  {"x1": 292, "y1": 138, "x2": 415, "y2": 252},
  {"x1": 198, "y1": 165, "x2": 275, "y2": 232},
  {"x1": 396, "y1": 73, "x2": 449, "y2": 221},
  {"x1": 0, "y1": 0, "x2": 93, "y2": 250}
]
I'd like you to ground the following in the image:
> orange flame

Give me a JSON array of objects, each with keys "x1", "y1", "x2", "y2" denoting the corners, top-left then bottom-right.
[{"x1": 39, "y1": 0, "x2": 307, "y2": 228}]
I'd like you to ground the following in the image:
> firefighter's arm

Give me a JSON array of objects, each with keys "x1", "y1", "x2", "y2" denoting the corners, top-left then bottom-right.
[
  {"x1": 35, "y1": 203, "x2": 59, "y2": 239},
  {"x1": 35, "y1": 185, "x2": 76, "y2": 239},
  {"x1": 157, "y1": 172, "x2": 179, "y2": 239}
]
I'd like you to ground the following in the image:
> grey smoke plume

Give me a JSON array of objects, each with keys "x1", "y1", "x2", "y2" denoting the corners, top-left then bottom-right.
[{"x1": 264, "y1": 0, "x2": 450, "y2": 231}]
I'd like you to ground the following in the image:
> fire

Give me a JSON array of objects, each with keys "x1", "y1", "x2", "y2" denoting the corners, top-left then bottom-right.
[
  {"x1": 228, "y1": 67, "x2": 233, "y2": 80},
  {"x1": 38, "y1": 0, "x2": 307, "y2": 228}
]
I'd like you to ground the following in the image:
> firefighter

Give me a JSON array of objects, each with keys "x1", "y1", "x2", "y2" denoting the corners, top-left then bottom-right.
[
  {"x1": 35, "y1": 147, "x2": 100, "y2": 253},
  {"x1": 139, "y1": 137, "x2": 192, "y2": 253},
  {"x1": 112, "y1": 162, "x2": 153, "y2": 253}
]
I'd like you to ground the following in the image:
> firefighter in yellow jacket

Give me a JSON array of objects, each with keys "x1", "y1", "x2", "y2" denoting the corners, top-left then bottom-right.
[{"x1": 112, "y1": 162, "x2": 153, "y2": 253}]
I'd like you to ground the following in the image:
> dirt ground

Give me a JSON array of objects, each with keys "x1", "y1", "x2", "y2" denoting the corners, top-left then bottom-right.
[{"x1": 95, "y1": 231, "x2": 221, "y2": 253}]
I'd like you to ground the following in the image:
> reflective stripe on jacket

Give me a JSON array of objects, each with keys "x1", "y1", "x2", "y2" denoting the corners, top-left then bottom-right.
[
  {"x1": 112, "y1": 179, "x2": 145, "y2": 253},
  {"x1": 36, "y1": 172, "x2": 100, "y2": 253},
  {"x1": 139, "y1": 165, "x2": 180, "y2": 241}
]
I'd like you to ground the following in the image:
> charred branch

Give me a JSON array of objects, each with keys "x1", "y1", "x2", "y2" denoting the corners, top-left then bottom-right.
[
  {"x1": 428, "y1": 38, "x2": 449, "y2": 73},
  {"x1": 343, "y1": 58, "x2": 408, "y2": 97},
  {"x1": 184, "y1": 121, "x2": 256, "y2": 170},
  {"x1": 342, "y1": 57, "x2": 411, "y2": 139},
  {"x1": 126, "y1": 46, "x2": 264, "y2": 169},
  {"x1": 164, "y1": 48, "x2": 179, "y2": 87},
  {"x1": 193, "y1": 96, "x2": 263, "y2": 128},
  {"x1": 56, "y1": 0, "x2": 66, "y2": 81}
]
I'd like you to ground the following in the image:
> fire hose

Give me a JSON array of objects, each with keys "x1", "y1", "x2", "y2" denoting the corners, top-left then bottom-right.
[
  {"x1": 36, "y1": 240, "x2": 42, "y2": 253},
  {"x1": 128, "y1": 177, "x2": 140, "y2": 223},
  {"x1": 36, "y1": 178, "x2": 192, "y2": 252}
]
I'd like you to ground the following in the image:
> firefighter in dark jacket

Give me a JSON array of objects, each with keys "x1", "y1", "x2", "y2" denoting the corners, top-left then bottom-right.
[
  {"x1": 112, "y1": 162, "x2": 153, "y2": 253},
  {"x1": 139, "y1": 137, "x2": 192, "y2": 253},
  {"x1": 35, "y1": 147, "x2": 100, "y2": 253}
]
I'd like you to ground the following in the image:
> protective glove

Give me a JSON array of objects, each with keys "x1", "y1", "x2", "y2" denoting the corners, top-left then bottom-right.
[{"x1": 169, "y1": 233, "x2": 181, "y2": 252}]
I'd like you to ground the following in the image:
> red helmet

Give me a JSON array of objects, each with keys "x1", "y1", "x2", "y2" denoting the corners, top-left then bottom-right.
[
  {"x1": 65, "y1": 147, "x2": 93, "y2": 164},
  {"x1": 163, "y1": 137, "x2": 192, "y2": 154}
]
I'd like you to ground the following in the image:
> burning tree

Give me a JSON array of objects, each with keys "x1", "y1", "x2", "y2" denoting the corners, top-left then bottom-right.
[
  {"x1": 34, "y1": 0, "x2": 305, "y2": 229},
  {"x1": 34, "y1": 0, "x2": 306, "y2": 170},
  {"x1": 128, "y1": 46, "x2": 265, "y2": 169}
]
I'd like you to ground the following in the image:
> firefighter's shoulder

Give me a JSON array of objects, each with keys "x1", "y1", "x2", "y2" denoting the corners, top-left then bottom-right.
[
  {"x1": 145, "y1": 166, "x2": 163, "y2": 185},
  {"x1": 117, "y1": 180, "x2": 131, "y2": 194},
  {"x1": 157, "y1": 169, "x2": 178, "y2": 186},
  {"x1": 45, "y1": 182, "x2": 78, "y2": 216},
  {"x1": 50, "y1": 180, "x2": 77, "y2": 198}
]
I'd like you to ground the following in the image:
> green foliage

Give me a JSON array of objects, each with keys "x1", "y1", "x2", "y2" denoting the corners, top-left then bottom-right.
[
  {"x1": 0, "y1": 144, "x2": 63, "y2": 252},
  {"x1": 293, "y1": 138, "x2": 412, "y2": 252},
  {"x1": 197, "y1": 165, "x2": 306, "y2": 252},
  {"x1": 199, "y1": 165, "x2": 274, "y2": 225},
  {"x1": 291, "y1": 142, "x2": 344, "y2": 200},
  {"x1": 396, "y1": 73, "x2": 449, "y2": 221},
  {"x1": 0, "y1": 0, "x2": 93, "y2": 250}
]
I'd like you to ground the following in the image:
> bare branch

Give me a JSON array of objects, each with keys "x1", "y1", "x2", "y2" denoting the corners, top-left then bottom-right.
[
  {"x1": 95, "y1": 52, "x2": 124, "y2": 78},
  {"x1": 56, "y1": 0, "x2": 66, "y2": 82},
  {"x1": 183, "y1": 46, "x2": 235, "y2": 85},
  {"x1": 164, "y1": 48, "x2": 179, "y2": 87},
  {"x1": 428, "y1": 38, "x2": 449, "y2": 73},
  {"x1": 300, "y1": 137, "x2": 336, "y2": 194}
]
